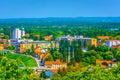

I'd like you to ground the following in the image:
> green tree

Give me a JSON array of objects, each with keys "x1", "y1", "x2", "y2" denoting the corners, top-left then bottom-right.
[
  {"x1": 74, "y1": 47, "x2": 83, "y2": 62},
  {"x1": 30, "y1": 44, "x2": 34, "y2": 56},
  {"x1": 45, "y1": 55, "x2": 54, "y2": 61},
  {"x1": 25, "y1": 49, "x2": 31, "y2": 55},
  {"x1": 52, "y1": 51, "x2": 62, "y2": 60},
  {"x1": 40, "y1": 71, "x2": 46, "y2": 78},
  {"x1": 0, "y1": 56, "x2": 38, "y2": 80},
  {"x1": 96, "y1": 45, "x2": 109, "y2": 52},
  {"x1": 5, "y1": 45, "x2": 16, "y2": 50},
  {"x1": 51, "y1": 73, "x2": 62, "y2": 80},
  {"x1": 116, "y1": 49, "x2": 120, "y2": 61}
]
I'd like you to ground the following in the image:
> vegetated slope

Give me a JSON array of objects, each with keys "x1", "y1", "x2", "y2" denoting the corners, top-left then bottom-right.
[{"x1": 6, "y1": 54, "x2": 37, "y2": 67}]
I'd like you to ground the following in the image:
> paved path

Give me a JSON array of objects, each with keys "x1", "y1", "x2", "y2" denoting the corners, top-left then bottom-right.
[{"x1": 34, "y1": 58, "x2": 40, "y2": 68}]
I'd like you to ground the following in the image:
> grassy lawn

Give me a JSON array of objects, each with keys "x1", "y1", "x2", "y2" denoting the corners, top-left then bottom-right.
[{"x1": 6, "y1": 54, "x2": 38, "y2": 67}]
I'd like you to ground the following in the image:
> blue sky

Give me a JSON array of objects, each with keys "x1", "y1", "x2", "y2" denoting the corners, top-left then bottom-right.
[{"x1": 0, "y1": 0, "x2": 120, "y2": 18}]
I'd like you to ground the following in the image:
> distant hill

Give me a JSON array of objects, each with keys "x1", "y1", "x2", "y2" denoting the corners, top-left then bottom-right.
[{"x1": 0, "y1": 17, "x2": 120, "y2": 23}]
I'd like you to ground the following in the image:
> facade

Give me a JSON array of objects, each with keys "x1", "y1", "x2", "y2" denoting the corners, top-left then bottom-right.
[
  {"x1": 20, "y1": 41, "x2": 59, "y2": 53},
  {"x1": 105, "y1": 40, "x2": 120, "y2": 48},
  {"x1": 0, "y1": 44, "x2": 4, "y2": 50},
  {"x1": 96, "y1": 59, "x2": 116, "y2": 69},
  {"x1": 9, "y1": 39, "x2": 33, "y2": 52},
  {"x1": 44, "y1": 59, "x2": 67, "y2": 69},
  {"x1": 10, "y1": 28, "x2": 25, "y2": 40},
  {"x1": 56, "y1": 35, "x2": 97, "y2": 47},
  {"x1": 20, "y1": 43, "x2": 36, "y2": 53}
]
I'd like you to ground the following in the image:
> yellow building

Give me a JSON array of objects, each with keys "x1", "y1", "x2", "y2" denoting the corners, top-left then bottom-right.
[
  {"x1": 20, "y1": 43, "x2": 36, "y2": 53},
  {"x1": 20, "y1": 41, "x2": 59, "y2": 53},
  {"x1": 0, "y1": 44, "x2": 4, "y2": 50},
  {"x1": 91, "y1": 38, "x2": 97, "y2": 47}
]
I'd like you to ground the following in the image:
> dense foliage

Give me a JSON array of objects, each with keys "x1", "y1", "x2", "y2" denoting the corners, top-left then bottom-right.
[
  {"x1": 64, "y1": 64, "x2": 120, "y2": 80},
  {"x1": 0, "y1": 20, "x2": 120, "y2": 40},
  {"x1": 0, "y1": 52, "x2": 39, "y2": 80}
]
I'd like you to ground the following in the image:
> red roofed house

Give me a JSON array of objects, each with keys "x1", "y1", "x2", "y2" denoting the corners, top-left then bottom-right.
[
  {"x1": 25, "y1": 34, "x2": 30, "y2": 37},
  {"x1": 113, "y1": 45, "x2": 120, "y2": 49},
  {"x1": 0, "y1": 44, "x2": 4, "y2": 50},
  {"x1": 96, "y1": 59, "x2": 116, "y2": 69},
  {"x1": 97, "y1": 36, "x2": 110, "y2": 40},
  {"x1": 50, "y1": 69, "x2": 58, "y2": 73},
  {"x1": 44, "y1": 35, "x2": 52, "y2": 41},
  {"x1": 45, "y1": 59, "x2": 67, "y2": 69}
]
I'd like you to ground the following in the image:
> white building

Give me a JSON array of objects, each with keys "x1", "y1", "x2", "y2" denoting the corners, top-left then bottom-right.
[
  {"x1": 10, "y1": 28, "x2": 25, "y2": 40},
  {"x1": 105, "y1": 40, "x2": 120, "y2": 48}
]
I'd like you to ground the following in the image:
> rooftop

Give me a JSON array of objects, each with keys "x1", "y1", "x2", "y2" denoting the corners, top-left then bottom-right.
[{"x1": 45, "y1": 59, "x2": 67, "y2": 65}]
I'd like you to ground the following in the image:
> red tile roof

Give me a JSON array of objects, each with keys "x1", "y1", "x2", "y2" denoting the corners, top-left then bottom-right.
[
  {"x1": 34, "y1": 47, "x2": 42, "y2": 55},
  {"x1": 50, "y1": 69, "x2": 58, "y2": 73},
  {"x1": 44, "y1": 35, "x2": 52, "y2": 40},
  {"x1": 113, "y1": 45, "x2": 120, "y2": 49},
  {"x1": 45, "y1": 61, "x2": 54, "y2": 65},
  {"x1": 43, "y1": 53, "x2": 51, "y2": 60},
  {"x1": 96, "y1": 59, "x2": 116, "y2": 68},
  {"x1": 97, "y1": 36, "x2": 110, "y2": 40},
  {"x1": 45, "y1": 59, "x2": 67, "y2": 65},
  {"x1": 96, "y1": 59, "x2": 112, "y2": 64}
]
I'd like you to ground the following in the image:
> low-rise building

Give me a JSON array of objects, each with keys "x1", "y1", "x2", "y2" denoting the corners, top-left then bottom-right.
[
  {"x1": 20, "y1": 41, "x2": 59, "y2": 53},
  {"x1": 113, "y1": 45, "x2": 120, "y2": 49},
  {"x1": 0, "y1": 39, "x2": 7, "y2": 44},
  {"x1": 56, "y1": 35, "x2": 97, "y2": 47},
  {"x1": 0, "y1": 44, "x2": 4, "y2": 50},
  {"x1": 96, "y1": 59, "x2": 116, "y2": 69},
  {"x1": 105, "y1": 40, "x2": 120, "y2": 48},
  {"x1": 44, "y1": 35, "x2": 53, "y2": 41},
  {"x1": 45, "y1": 59, "x2": 67, "y2": 69},
  {"x1": 97, "y1": 36, "x2": 110, "y2": 40}
]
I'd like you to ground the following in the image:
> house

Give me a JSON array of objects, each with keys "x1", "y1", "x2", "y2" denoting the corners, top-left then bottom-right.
[
  {"x1": 97, "y1": 36, "x2": 110, "y2": 40},
  {"x1": 34, "y1": 47, "x2": 43, "y2": 57},
  {"x1": 96, "y1": 59, "x2": 116, "y2": 69},
  {"x1": 113, "y1": 45, "x2": 120, "y2": 49},
  {"x1": 45, "y1": 59, "x2": 67, "y2": 69},
  {"x1": 50, "y1": 69, "x2": 58, "y2": 73},
  {"x1": 20, "y1": 43, "x2": 36, "y2": 53},
  {"x1": 0, "y1": 39, "x2": 7, "y2": 44},
  {"x1": 97, "y1": 42, "x2": 103, "y2": 46},
  {"x1": 0, "y1": 44, "x2": 4, "y2": 50},
  {"x1": 25, "y1": 34, "x2": 30, "y2": 37},
  {"x1": 44, "y1": 35, "x2": 53, "y2": 41},
  {"x1": 105, "y1": 40, "x2": 120, "y2": 48}
]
